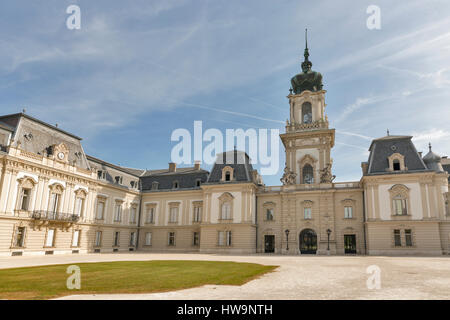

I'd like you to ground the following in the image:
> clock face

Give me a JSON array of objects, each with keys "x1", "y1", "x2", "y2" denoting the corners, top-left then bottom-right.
[{"x1": 57, "y1": 152, "x2": 65, "y2": 160}]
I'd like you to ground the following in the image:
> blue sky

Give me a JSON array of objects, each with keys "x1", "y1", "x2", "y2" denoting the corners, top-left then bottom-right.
[{"x1": 1, "y1": 0, "x2": 450, "y2": 185}]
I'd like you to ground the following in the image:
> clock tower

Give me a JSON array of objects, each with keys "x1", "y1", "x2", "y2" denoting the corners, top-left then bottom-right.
[{"x1": 280, "y1": 30, "x2": 335, "y2": 185}]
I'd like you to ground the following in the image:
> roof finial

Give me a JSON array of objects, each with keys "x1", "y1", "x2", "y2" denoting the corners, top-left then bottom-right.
[
  {"x1": 387, "y1": 129, "x2": 390, "y2": 136},
  {"x1": 429, "y1": 142, "x2": 432, "y2": 152},
  {"x1": 301, "y1": 28, "x2": 312, "y2": 73}
]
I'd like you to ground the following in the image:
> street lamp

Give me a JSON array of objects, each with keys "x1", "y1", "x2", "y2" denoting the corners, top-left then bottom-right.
[
  {"x1": 285, "y1": 229, "x2": 290, "y2": 251},
  {"x1": 326, "y1": 229, "x2": 332, "y2": 253}
]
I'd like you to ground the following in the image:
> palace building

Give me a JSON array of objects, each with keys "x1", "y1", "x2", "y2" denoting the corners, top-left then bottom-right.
[{"x1": 0, "y1": 41, "x2": 449, "y2": 257}]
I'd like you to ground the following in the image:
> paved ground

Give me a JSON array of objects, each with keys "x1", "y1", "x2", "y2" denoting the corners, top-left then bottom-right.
[{"x1": 1, "y1": 253, "x2": 449, "y2": 300}]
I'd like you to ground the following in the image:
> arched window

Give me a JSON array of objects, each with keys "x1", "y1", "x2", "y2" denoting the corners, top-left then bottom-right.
[
  {"x1": 225, "y1": 171, "x2": 231, "y2": 181},
  {"x1": 389, "y1": 184, "x2": 410, "y2": 216},
  {"x1": 302, "y1": 102, "x2": 312, "y2": 124},
  {"x1": 221, "y1": 202, "x2": 231, "y2": 220},
  {"x1": 302, "y1": 164, "x2": 314, "y2": 184}
]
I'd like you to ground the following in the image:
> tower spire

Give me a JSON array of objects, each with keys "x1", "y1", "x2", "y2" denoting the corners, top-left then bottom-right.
[{"x1": 301, "y1": 28, "x2": 312, "y2": 73}]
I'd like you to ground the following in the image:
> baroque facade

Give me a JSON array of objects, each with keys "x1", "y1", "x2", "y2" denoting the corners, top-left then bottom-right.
[{"x1": 0, "y1": 43, "x2": 449, "y2": 257}]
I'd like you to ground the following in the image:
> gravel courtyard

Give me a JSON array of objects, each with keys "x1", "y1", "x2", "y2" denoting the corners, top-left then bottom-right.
[{"x1": 1, "y1": 253, "x2": 449, "y2": 300}]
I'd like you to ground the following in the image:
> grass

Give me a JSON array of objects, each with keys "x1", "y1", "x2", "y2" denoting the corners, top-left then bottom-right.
[{"x1": 0, "y1": 260, "x2": 277, "y2": 300}]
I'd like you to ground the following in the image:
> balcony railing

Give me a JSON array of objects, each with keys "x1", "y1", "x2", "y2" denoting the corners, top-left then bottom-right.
[{"x1": 30, "y1": 210, "x2": 80, "y2": 222}]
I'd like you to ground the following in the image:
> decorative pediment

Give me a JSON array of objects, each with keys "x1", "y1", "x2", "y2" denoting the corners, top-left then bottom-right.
[
  {"x1": 17, "y1": 176, "x2": 38, "y2": 188},
  {"x1": 49, "y1": 182, "x2": 65, "y2": 193},
  {"x1": 74, "y1": 188, "x2": 87, "y2": 199},
  {"x1": 298, "y1": 154, "x2": 317, "y2": 166},
  {"x1": 301, "y1": 200, "x2": 314, "y2": 207},
  {"x1": 263, "y1": 201, "x2": 276, "y2": 208},
  {"x1": 52, "y1": 143, "x2": 69, "y2": 163},
  {"x1": 219, "y1": 192, "x2": 234, "y2": 201},
  {"x1": 389, "y1": 184, "x2": 409, "y2": 197},
  {"x1": 341, "y1": 198, "x2": 356, "y2": 206}
]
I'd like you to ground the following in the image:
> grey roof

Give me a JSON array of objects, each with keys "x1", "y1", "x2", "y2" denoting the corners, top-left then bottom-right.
[
  {"x1": 141, "y1": 167, "x2": 209, "y2": 191},
  {"x1": 366, "y1": 135, "x2": 429, "y2": 175},
  {"x1": 206, "y1": 150, "x2": 256, "y2": 183},
  {"x1": 423, "y1": 147, "x2": 444, "y2": 172},
  {"x1": 3, "y1": 112, "x2": 90, "y2": 169}
]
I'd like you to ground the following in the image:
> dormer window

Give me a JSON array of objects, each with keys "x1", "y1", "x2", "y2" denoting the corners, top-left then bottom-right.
[
  {"x1": 387, "y1": 153, "x2": 407, "y2": 172},
  {"x1": 151, "y1": 181, "x2": 159, "y2": 191},
  {"x1": 173, "y1": 181, "x2": 179, "y2": 189},
  {"x1": 393, "y1": 159, "x2": 401, "y2": 171},
  {"x1": 221, "y1": 166, "x2": 234, "y2": 182},
  {"x1": 196, "y1": 179, "x2": 201, "y2": 187},
  {"x1": 97, "y1": 170, "x2": 106, "y2": 180},
  {"x1": 115, "y1": 176, "x2": 123, "y2": 184}
]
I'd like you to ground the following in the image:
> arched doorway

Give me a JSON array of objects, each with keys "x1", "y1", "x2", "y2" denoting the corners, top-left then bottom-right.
[{"x1": 299, "y1": 229, "x2": 317, "y2": 254}]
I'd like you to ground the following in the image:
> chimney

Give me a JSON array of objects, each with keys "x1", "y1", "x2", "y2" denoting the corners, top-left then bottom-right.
[
  {"x1": 194, "y1": 161, "x2": 201, "y2": 170},
  {"x1": 169, "y1": 162, "x2": 177, "y2": 172}
]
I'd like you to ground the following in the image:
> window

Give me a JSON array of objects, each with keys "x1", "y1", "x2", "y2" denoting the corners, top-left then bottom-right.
[
  {"x1": 15, "y1": 227, "x2": 26, "y2": 247},
  {"x1": 221, "y1": 202, "x2": 231, "y2": 220},
  {"x1": 97, "y1": 170, "x2": 106, "y2": 180},
  {"x1": 168, "y1": 232, "x2": 175, "y2": 246},
  {"x1": 19, "y1": 188, "x2": 31, "y2": 211},
  {"x1": 146, "y1": 206, "x2": 155, "y2": 224},
  {"x1": 393, "y1": 196, "x2": 407, "y2": 216},
  {"x1": 393, "y1": 159, "x2": 401, "y2": 171},
  {"x1": 225, "y1": 172, "x2": 231, "y2": 181},
  {"x1": 145, "y1": 232, "x2": 152, "y2": 246},
  {"x1": 193, "y1": 232, "x2": 200, "y2": 246},
  {"x1": 302, "y1": 164, "x2": 314, "y2": 184},
  {"x1": 129, "y1": 206, "x2": 137, "y2": 224},
  {"x1": 129, "y1": 232, "x2": 136, "y2": 247},
  {"x1": 344, "y1": 206, "x2": 353, "y2": 219},
  {"x1": 394, "y1": 229, "x2": 401, "y2": 247},
  {"x1": 49, "y1": 193, "x2": 60, "y2": 214},
  {"x1": 45, "y1": 229, "x2": 55, "y2": 247},
  {"x1": 74, "y1": 197, "x2": 84, "y2": 217},
  {"x1": 193, "y1": 206, "x2": 202, "y2": 222},
  {"x1": 96, "y1": 200, "x2": 105, "y2": 220},
  {"x1": 302, "y1": 102, "x2": 312, "y2": 124},
  {"x1": 304, "y1": 207, "x2": 312, "y2": 220},
  {"x1": 115, "y1": 176, "x2": 123, "y2": 184},
  {"x1": 218, "y1": 231, "x2": 232, "y2": 246},
  {"x1": 221, "y1": 167, "x2": 234, "y2": 182},
  {"x1": 173, "y1": 181, "x2": 179, "y2": 189},
  {"x1": 169, "y1": 206, "x2": 178, "y2": 223},
  {"x1": 405, "y1": 229, "x2": 413, "y2": 247},
  {"x1": 113, "y1": 231, "x2": 120, "y2": 247},
  {"x1": 152, "y1": 182, "x2": 159, "y2": 190},
  {"x1": 196, "y1": 179, "x2": 201, "y2": 187},
  {"x1": 266, "y1": 208, "x2": 274, "y2": 221},
  {"x1": 95, "y1": 231, "x2": 102, "y2": 247},
  {"x1": 72, "y1": 230, "x2": 80, "y2": 247},
  {"x1": 114, "y1": 202, "x2": 122, "y2": 222}
]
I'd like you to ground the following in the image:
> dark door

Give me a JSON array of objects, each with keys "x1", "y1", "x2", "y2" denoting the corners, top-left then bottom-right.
[
  {"x1": 264, "y1": 235, "x2": 275, "y2": 253},
  {"x1": 299, "y1": 229, "x2": 317, "y2": 254},
  {"x1": 344, "y1": 235, "x2": 357, "y2": 254}
]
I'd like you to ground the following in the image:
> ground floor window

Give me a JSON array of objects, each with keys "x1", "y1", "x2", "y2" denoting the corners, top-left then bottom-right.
[
  {"x1": 405, "y1": 229, "x2": 413, "y2": 247},
  {"x1": 168, "y1": 232, "x2": 175, "y2": 246},
  {"x1": 218, "y1": 231, "x2": 232, "y2": 246},
  {"x1": 394, "y1": 229, "x2": 401, "y2": 247},
  {"x1": 264, "y1": 235, "x2": 275, "y2": 253},
  {"x1": 129, "y1": 232, "x2": 136, "y2": 247},
  {"x1": 72, "y1": 230, "x2": 80, "y2": 247},
  {"x1": 45, "y1": 229, "x2": 55, "y2": 247},
  {"x1": 14, "y1": 226, "x2": 26, "y2": 247},
  {"x1": 344, "y1": 234, "x2": 356, "y2": 254},
  {"x1": 193, "y1": 232, "x2": 200, "y2": 246},
  {"x1": 95, "y1": 231, "x2": 102, "y2": 247},
  {"x1": 113, "y1": 231, "x2": 120, "y2": 247},
  {"x1": 145, "y1": 232, "x2": 152, "y2": 246}
]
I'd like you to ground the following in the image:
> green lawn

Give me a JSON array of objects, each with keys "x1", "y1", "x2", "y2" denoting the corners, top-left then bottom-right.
[{"x1": 0, "y1": 260, "x2": 277, "y2": 300}]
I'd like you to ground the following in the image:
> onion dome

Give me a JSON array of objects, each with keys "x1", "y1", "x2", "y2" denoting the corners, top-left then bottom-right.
[
  {"x1": 423, "y1": 143, "x2": 444, "y2": 172},
  {"x1": 290, "y1": 29, "x2": 323, "y2": 94}
]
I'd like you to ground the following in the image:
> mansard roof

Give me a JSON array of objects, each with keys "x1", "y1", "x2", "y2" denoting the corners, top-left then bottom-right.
[
  {"x1": 366, "y1": 135, "x2": 429, "y2": 175},
  {"x1": 140, "y1": 167, "x2": 209, "y2": 192},
  {"x1": 206, "y1": 150, "x2": 256, "y2": 183},
  {"x1": 2, "y1": 112, "x2": 90, "y2": 170}
]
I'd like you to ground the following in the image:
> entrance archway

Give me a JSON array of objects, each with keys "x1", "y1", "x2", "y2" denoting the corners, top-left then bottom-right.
[{"x1": 299, "y1": 229, "x2": 317, "y2": 254}]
